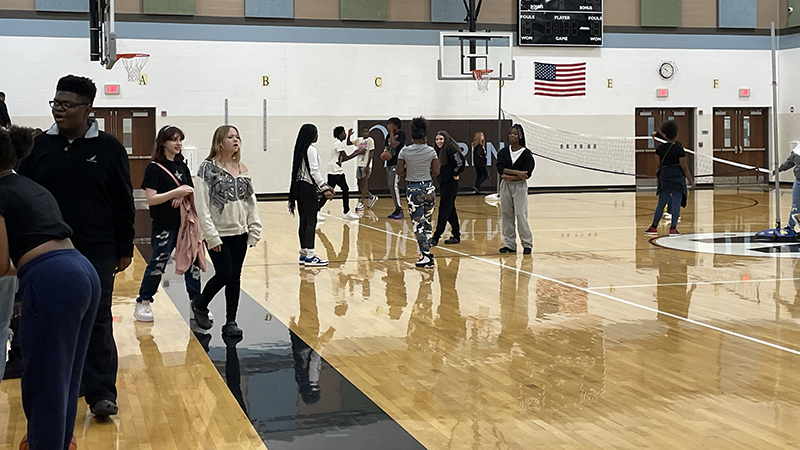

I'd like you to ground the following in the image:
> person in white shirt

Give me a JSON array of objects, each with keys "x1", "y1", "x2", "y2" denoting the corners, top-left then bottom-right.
[
  {"x1": 318, "y1": 126, "x2": 365, "y2": 221},
  {"x1": 289, "y1": 124, "x2": 334, "y2": 267},
  {"x1": 192, "y1": 125, "x2": 262, "y2": 337},
  {"x1": 352, "y1": 127, "x2": 378, "y2": 212}
]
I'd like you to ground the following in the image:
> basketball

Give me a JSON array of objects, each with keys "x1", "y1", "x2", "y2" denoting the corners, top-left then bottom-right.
[
  {"x1": 19, "y1": 435, "x2": 77, "y2": 450},
  {"x1": 380, "y1": 150, "x2": 392, "y2": 161}
]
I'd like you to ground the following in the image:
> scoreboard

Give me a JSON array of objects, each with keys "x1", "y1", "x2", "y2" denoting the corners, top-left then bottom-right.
[{"x1": 518, "y1": 0, "x2": 603, "y2": 47}]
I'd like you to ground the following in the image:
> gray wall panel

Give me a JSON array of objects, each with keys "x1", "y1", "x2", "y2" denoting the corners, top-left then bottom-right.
[
  {"x1": 719, "y1": 0, "x2": 757, "y2": 28},
  {"x1": 245, "y1": 0, "x2": 294, "y2": 18},
  {"x1": 431, "y1": 0, "x2": 464, "y2": 23},
  {"x1": 35, "y1": 0, "x2": 87, "y2": 12}
]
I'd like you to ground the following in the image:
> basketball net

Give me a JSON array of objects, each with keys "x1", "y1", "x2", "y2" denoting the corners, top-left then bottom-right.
[
  {"x1": 118, "y1": 53, "x2": 150, "y2": 82},
  {"x1": 473, "y1": 69, "x2": 493, "y2": 93}
]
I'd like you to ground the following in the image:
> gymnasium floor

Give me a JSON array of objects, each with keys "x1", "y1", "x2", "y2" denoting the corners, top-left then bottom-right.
[{"x1": 2, "y1": 188, "x2": 800, "y2": 449}]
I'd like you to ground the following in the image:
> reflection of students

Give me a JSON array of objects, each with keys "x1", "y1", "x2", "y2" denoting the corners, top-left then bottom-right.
[
  {"x1": 290, "y1": 272, "x2": 335, "y2": 404},
  {"x1": 655, "y1": 251, "x2": 695, "y2": 333}
]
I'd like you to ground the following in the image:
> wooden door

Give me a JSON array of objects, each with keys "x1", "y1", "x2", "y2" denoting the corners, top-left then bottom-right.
[
  {"x1": 712, "y1": 108, "x2": 767, "y2": 185},
  {"x1": 635, "y1": 108, "x2": 695, "y2": 187}
]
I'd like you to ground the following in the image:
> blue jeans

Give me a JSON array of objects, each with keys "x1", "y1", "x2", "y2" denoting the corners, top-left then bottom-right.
[
  {"x1": 0, "y1": 275, "x2": 16, "y2": 379},
  {"x1": 406, "y1": 181, "x2": 436, "y2": 254},
  {"x1": 137, "y1": 228, "x2": 201, "y2": 304},
  {"x1": 651, "y1": 173, "x2": 684, "y2": 229},
  {"x1": 788, "y1": 180, "x2": 800, "y2": 229}
]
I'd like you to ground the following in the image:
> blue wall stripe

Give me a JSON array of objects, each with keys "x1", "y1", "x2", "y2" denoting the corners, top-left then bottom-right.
[{"x1": 0, "y1": 18, "x2": 797, "y2": 50}]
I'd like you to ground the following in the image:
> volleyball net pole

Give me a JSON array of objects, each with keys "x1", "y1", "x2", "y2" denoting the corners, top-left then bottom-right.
[{"x1": 771, "y1": 21, "x2": 781, "y2": 228}]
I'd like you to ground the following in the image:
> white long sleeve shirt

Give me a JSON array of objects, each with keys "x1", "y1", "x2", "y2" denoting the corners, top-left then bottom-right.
[{"x1": 297, "y1": 144, "x2": 328, "y2": 190}]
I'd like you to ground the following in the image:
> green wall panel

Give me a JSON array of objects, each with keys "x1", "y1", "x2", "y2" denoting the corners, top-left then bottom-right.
[
  {"x1": 641, "y1": 0, "x2": 681, "y2": 27},
  {"x1": 341, "y1": 0, "x2": 386, "y2": 21},
  {"x1": 790, "y1": 0, "x2": 800, "y2": 27},
  {"x1": 143, "y1": 0, "x2": 195, "y2": 16}
]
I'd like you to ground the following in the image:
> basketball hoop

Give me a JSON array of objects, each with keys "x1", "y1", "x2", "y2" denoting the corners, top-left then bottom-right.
[
  {"x1": 472, "y1": 69, "x2": 493, "y2": 92},
  {"x1": 117, "y1": 53, "x2": 149, "y2": 82}
]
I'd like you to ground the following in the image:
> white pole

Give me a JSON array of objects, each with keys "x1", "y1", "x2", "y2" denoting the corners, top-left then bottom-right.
[{"x1": 771, "y1": 22, "x2": 780, "y2": 227}]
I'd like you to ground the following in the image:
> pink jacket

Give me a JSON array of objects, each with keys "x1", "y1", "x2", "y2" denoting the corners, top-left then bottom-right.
[{"x1": 175, "y1": 194, "x2": 206, "y2": 275}]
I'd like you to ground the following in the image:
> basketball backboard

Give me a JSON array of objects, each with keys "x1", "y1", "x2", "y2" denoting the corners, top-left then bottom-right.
[{"x1": 438, "y1": 31, "x2": 515, "y2": 81}]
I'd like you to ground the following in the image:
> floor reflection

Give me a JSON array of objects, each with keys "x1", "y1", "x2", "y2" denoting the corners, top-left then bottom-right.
[{"x1": 155, "y1": 248, "x2": 425, "y2": 450}]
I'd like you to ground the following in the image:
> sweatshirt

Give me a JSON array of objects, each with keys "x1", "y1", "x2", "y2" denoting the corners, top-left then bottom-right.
[
  {"x1": 496, "y1": 146, "x2": 535, "y2": 179},
  {"x1": 437, "y1": 145, "x2": 465, "y2": 185},
  {"x1": 778, "y1": 146, "x2": 800, "y2": 181},
  {"x1": 17, "y1": 121, "x2": 135, "y2": 259},
  {"x1": 194, "y1": 159, "x2": 262, "y2": 249}
]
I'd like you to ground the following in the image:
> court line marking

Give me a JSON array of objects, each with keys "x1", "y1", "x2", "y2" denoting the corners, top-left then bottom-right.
[
  {"x1": 324, "y1": 213, "x2": 800, "y2": 358},
  {"x1": 591, "y1": 277, "x2": 800, "y2": 290}
]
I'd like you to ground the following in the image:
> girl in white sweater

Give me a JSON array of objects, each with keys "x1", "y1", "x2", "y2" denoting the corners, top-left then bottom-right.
[{"x1": 192, "y1": 125, "x2": 262, "y2": 337}]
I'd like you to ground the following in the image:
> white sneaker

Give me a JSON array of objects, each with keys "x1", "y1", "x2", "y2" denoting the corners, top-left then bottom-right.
[
  {"x1": 343, "y1": 210, "x2": 360, "y2": 220},
  {"x1": 355, "y1": 202, "x2": 365, "y2": 212},
  {"x1": 305, "y1": 255, "x2": 329, "y2": 267},
  {"x1": 134, "y1": 300, "x2": 154, "y2": 322},
  {"x1": 317, "y1": 212, "x2": 326, "y2": 222},
  {"x1": 368, "y1": 195, "x2": 379, "y2": 209}
]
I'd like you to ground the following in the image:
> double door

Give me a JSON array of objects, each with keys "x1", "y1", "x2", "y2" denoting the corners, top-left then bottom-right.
[
  {"x1": 89, "y1": 108, "x2": 156, "y2": 240},
  {"x1": 712, "y1": 108, "x2": 768, "y2": 185},
  {"x1": 635, "y1": 108, "x2": 694, "y2": 187}
]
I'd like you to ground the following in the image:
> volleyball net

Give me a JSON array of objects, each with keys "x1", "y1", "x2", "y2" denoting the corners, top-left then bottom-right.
[{"x1": 503, "y1": 111, "x2": 770, "y2": 182}]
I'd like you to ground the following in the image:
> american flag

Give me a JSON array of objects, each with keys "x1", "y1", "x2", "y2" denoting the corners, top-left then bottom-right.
[{"x1": 534, "y1": 62, "x2": 586, "y2": 97}]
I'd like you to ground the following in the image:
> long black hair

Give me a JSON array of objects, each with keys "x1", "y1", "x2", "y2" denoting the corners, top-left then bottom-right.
[{"x1": 288, "y1": 123, "x2": 318, "y2": 215}]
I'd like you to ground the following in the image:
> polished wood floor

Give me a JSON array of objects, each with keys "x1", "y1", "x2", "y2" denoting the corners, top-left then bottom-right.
[{"x1": 3, "y1": 187, "x2": 800, "y2": 449}]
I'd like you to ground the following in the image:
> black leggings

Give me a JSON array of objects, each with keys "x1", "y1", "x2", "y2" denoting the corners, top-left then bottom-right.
[
  {"x1": 434, "y1": 181, "x2": 460, "y2": 239},
  {"x1": 318, "y1": 174, "x2": 350, "y2": 213},
  {"x1": 475, "y1": 165, "x2": 488, "y2": 190},
  {"x1": 296, "y1": 181, "x2": 318, "y2": 249},
  {"x1": 196, "y1": 233, "x2": 248, "y2": 323}
]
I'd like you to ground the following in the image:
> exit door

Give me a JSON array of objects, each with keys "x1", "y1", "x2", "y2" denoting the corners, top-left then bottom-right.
[
  {"x1": 635, "y1": 108, "x2": 695, "y2": 187},
  {"x1": 712, "y1": 108, "x2": 768, "y2": 185}
]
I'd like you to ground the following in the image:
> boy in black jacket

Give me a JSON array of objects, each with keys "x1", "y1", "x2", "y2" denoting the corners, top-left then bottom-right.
[
  {"x1": 17, "y1": 75, "x2": 135, "y2": 418},
  {"x1": 496, "y1": 124, "x2": 535, "y2": 254}
]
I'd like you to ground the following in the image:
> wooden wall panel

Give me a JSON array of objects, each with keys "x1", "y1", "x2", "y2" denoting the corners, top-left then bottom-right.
[
  {"x1": 683, "y1": 0, "x2": 716, "y2": 27},
  {"x1": 295, "y1": 0, "x2": 339, "y2": 20},
  {"x1": 115, "y1": 0, "x2": 142, "y2": 14},
  {"x1": 2, "y1": 0, "x2": 35, "y2": 9},
  {"x1": 388, "y1": 0, "x2": 428, "y2": 22},
  {"x1": 475, "y1": 0, "x2": 515, "y2": 25},
  {"x1": 605, "y1": 0, "x2": 640, "y2": 26},
  {"x1": 197, "y1": 0, "x2": 244, "y2": 17}
]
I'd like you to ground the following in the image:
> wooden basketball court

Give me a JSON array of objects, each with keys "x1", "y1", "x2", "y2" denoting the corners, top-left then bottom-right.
[{"x1": 2, "y1": 189, "x2": 800, "y2": 449}]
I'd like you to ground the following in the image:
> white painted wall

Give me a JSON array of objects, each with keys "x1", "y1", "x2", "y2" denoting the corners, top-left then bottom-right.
[{"x1": 0, "y1": 34, "x2": 796, "y2": 193}]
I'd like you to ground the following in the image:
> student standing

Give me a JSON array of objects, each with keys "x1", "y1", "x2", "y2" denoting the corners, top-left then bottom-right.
[
  {"x1": 473, "y1": 132, "x2": 488, "y2": 194},
  {"x1": 192, "y1": 125, "x2": 262, "y2": 337},
  {"x1": 431, "y1": 131, "x2": 465, "y2": 246},
  {"x1": 133, "y1": 125, "x2": 202, "y2": 322},
  {"x1": 1, "y1": 125, "x2": 101, "y2": 450},
  {"x1": 383, "y1": 117, "x2": 406, "y2": 219},
  {"x1": 643, "y1": 120, "x2": 695, "y2": 237},
  {"x1": 0, "y1": 92, "x2": 11, "y2": 129},
  {"x1": 289, "y1": 124, "x2": 334, "y2": 267},
  {"x1": 397, "y1": 117, "x2": 440, "y2": 268},
  {"x1": 776, "y1": 144, "x2": 800, "y2": 231},
  {"x1": 496, "y1": 124, "x2": 535, "y2": 255},
  {"x1": 318, "y1": 126, "x2": 365, "y2": 221},
  {"x1": 353, "y1": 127, "x2": 378, "y2": 212},
  {"x1": 18, "y1": 75, "x2": 135, "y2": 418}
]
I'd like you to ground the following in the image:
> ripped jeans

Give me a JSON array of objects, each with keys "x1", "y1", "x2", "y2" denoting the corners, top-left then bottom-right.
[{"x1": 137, "y1": 228, "x2": 201, "y2": 304}]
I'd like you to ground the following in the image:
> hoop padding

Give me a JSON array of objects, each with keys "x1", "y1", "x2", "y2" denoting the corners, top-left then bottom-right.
[
  {"x1": 473, "y1": 69, "x2": 493, "y2": 93},
  {"x1": 118, "y1": 53, "x2": 149, "y2": 82},
  {"x1": 503, "y1": 110, "x2": 768, "y2": 182}
]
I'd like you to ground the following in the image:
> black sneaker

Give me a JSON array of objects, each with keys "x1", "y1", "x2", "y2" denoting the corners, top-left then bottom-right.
[
  {"x1": 192, "y1": 301, "x2": 213, "y2": 330},
  {"x1": 429, "y1": 236, "x2": 439, "y2": 247},
  {"x1": 499, "y1": 246, "x2": 516, "y2": 253},
  {"x1": 90, "y1": 399, "x2": 118, "y2": 417},
  {"x1": 222, "y1": 321, "x2": 243, "y2": 337},
  {"x1": 444, "y1": 236, "x2": 460, "y2": 245},
  {"x1": 523, "y1": 247, "x2": 532, "y2": 255},
  {"x1": 415, "y1": 253, "x2": 435, "y2": 268}
]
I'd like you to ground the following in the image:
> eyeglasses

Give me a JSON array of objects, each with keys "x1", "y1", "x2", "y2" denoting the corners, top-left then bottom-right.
[{"x1": 49, "y1": 100, "x2": 89, "y2": 110}]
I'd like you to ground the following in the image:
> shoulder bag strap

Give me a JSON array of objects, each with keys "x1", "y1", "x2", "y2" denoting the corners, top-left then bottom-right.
[{"x1": 152, "y1": 162, "x2": 181, "y2": 188}]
